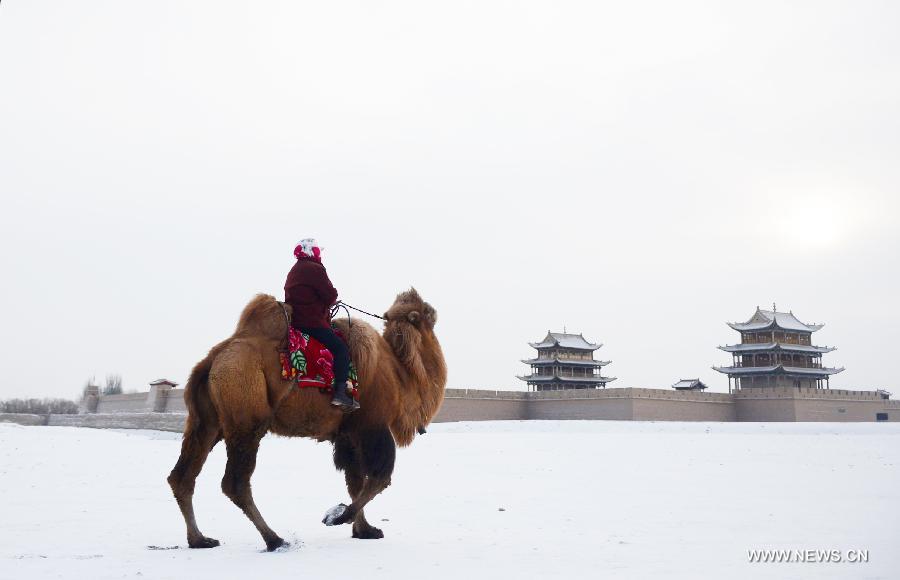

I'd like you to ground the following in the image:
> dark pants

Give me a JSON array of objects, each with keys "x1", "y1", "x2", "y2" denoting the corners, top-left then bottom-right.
[{"x1": 301, "y1": 327, "x2": 350, "y2": 386}]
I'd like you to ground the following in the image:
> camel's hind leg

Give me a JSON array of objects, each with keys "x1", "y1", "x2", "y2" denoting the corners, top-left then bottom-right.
[
  {"x1": 344, "y1": 459, "x2": 385, "y2": 539},
  {"x1": 167, "y1": 409, "x2": 222, "y2": 548},
  {"x1": 328, "y1": 428, "x2": 396, "y2": 538},
  {"x1": 221, "y1": 426, "x2": 285, "y2": 552}
]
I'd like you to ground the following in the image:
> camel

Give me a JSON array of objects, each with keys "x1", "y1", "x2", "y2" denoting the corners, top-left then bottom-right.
[{"x1": 166, "y1": 288, "x2": 447, "y2": 551}]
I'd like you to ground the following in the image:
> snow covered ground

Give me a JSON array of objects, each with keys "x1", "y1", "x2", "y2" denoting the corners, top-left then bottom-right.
[{"x1": 1, "y1": 421, "x2": 898, "y2": 580}]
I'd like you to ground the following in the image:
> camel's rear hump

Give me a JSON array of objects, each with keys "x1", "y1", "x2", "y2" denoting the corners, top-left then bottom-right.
[{"x1": 208, "y1": 340, "x2": 273, "y2": 434}]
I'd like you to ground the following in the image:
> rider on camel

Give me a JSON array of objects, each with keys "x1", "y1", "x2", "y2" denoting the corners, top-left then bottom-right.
[{"x1": 284, "y1": 238, "x2": 359, "y2": 412}]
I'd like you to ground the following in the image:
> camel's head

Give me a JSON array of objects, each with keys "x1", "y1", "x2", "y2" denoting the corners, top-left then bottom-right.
[{"x1": 383, "y1": 287, "x2": 437, "y2": 332}]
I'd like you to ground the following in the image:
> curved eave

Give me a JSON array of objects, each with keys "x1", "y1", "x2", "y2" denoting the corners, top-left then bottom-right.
[
  {"x1": 712, "y1": 365, "x2": 844, "y2": 377},
  {"x1": 528, "y1": 342, "x2": 602, "y2": 351},
  {"x1": 727, "y1": 321, "x2": 825, "y2": 333},
  {"x1": 521, "y1": 358, "x2": 611, "y2": 367},
  {"x1": 718, "y1": 343, "x2": 837, "y2": 354},
  {"x1": 517, "y1": 375, "x2": 616, "y2": 383}
]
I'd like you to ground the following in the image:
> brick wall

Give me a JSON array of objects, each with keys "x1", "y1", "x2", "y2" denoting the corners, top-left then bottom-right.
[
  {"x1": 94, "y1": 393, "x2": 153, "y2": 413},
  {"x1": 435, "y1": 389, "x2": 528, "y2": 421},
  {"x1": 47, "y1": 412, "x2": 186, "y2": 432},
  {"x1": 734, "y1": 387, "x2": 899, "y2": 422},
  {"x1": 0, "y1": 413, "x2": 47, "y2": 426},
  {"x1": 435, "y1": 387, "x2": 737, "y2": 422}
]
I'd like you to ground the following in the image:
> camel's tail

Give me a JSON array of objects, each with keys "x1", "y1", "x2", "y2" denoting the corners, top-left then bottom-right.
[
  {"x1": 167, "y1": 344, "x2": 224, "y2": 495},
  {"x1": 181, "y1": 343, "x2": 225, "y2": 442}
]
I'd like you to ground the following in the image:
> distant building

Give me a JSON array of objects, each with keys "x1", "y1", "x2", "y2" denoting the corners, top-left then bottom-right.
[
  {"x1": 149, "y1": 379, "x2": 179, "y2": 387},
  {"x1": 672, "y1": 379, "x2": 708, "y2": 391},
  {"x1": 714, "y1": 306, "x2": 844, "y2": 392},
  {"x1": 518, "y1": 331, "x2": 616, "y2": 391}
]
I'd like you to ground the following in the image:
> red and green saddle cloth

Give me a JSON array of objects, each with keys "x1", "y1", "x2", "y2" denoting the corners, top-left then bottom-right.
[{"x1": 279, "y1": 327, "x2": 360, "y2": 399}]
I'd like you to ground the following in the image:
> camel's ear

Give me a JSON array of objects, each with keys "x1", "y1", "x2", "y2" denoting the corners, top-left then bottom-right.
[{"x1": 407, "y1": 311, "x2": 420, "y2": 323}]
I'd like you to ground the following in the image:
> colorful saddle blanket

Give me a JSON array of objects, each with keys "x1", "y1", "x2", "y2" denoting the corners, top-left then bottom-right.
[{"x1": 279, "y1": 327, "x2": 359, "y2": 399}]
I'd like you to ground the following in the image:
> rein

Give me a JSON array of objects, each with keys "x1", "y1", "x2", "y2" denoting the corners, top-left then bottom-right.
[{"x1": 336, "y1": 301, "x2": 386, "y2": 321}]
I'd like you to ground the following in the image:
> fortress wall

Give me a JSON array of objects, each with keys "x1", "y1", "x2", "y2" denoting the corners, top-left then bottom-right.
[
  {"x1": 524, "y1": 388, "x2": 635, "y2": 420},
  {"x1": 12, "y1": 385, "x2": 894, "y2": 431},
  {"x1": 733, "y1": 387, "x2": 799, "y2": 422},
  {"x1": 434, "y1": 389, "x2": 528, "y2": 422},
  {"x1": 46, "y1": 413, "x2": 186, "y2": 432},
  {"x1": 95, "y1": 392, "x2": 152, "y2": 413},
  {"x1": 164, "y1": 389, "x2": 187, "y2": 413},
  {"x1": 0, "y1": 413, "x2": 47, "y2": 426},
  {"x1": 734, "y1": 397, "x2": 797, "y2": 422},
  {"x1": 631, "y1": 397, "x2": 736, "y2": 422},
  {"x1": 431, "y1": 388, "x2": 736, "y2": 422},
  {"x1": 733, "y1": 387, "x2": 897, "y2": 422},
  {"x1": 792, "y1": 398, "x2": 894, "y2": 422},
  {"x1": 527, "y1": 396, "x2": 633, "y2": 420},
  {"x1": 89, "y1": 386, "x2": 187, "y2": 414},
  {"x1": 524, "y1": 388, "x2": 735, "y2": 421}
]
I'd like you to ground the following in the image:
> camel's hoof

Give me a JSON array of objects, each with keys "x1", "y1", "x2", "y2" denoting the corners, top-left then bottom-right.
[
  {"x1": 352, "y1": 526, "x2": 384, "y2": 539},
  {"x1": 188, "y1": 536, "x2": 220, "y2": 549},
  {"x1": 265, "y1": 537, "x2": 287, "y2": 552},
  {"x1": 322, "y1": 503, "x2": 353, "y2": 526}
]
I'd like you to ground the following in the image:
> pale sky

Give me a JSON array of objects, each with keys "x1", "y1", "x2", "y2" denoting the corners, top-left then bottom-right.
[{"x1": 1, "y1": 0, "x2": 898, "y2": 399}]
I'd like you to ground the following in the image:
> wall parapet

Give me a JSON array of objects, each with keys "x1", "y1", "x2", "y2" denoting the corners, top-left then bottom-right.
[
  {"x1": 448, "y1": 387, "x2": 735, "y2": 403},
  {"x1": 734, "y1": 387, "x2": 884, "y2": 401},
  {"x1": 445, "y1": 388, "x2": 528, "y2": 400}
]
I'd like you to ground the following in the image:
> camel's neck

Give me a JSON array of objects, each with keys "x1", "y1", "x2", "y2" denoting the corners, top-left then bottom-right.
[
  {"x1": 383, "y1": 325, "x2": 447, "y2": 444},
  {"x1": 384, "y1": 325, "x2": 445, "y2": 388},
  {"x1": 418, "y1": 331, "x2": 448, "y2": 391}
]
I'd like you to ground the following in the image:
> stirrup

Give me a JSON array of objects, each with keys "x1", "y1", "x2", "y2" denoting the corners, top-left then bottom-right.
[
  {"x1": 331, "y1": 384, "x2": 360, "y2": 412},
  {"x1": 331, "y1": 397, "x2": 360, "y2": 412}
]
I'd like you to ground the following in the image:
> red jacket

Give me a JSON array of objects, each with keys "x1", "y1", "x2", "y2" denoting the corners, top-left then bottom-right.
[{"x1": 284, "y1": 257, "x2": 338, "y2": 329}]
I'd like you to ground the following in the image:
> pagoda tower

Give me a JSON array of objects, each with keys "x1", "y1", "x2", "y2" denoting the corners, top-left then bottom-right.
[
  {"x1": 714, "y1": 306, "x2": 844, "y2": 392},
  {"x1": 518, "y1": 331, "x2": 616, "y2": 391}
]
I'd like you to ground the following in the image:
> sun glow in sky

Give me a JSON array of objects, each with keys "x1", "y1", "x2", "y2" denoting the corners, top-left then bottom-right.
[{"x1": 772, "y1": 192, "x2": 866, "y2": 250}]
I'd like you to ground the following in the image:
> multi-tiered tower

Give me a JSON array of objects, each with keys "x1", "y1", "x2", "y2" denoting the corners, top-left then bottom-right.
[
  {"x1": 714, "y1": 306, "x2": 843, "y2": 392},
  {"x1": 518, "y1": 331, "x2": 615, "y2": 391}
]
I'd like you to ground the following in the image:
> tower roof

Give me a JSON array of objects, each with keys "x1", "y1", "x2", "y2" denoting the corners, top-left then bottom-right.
[
  {"x1": 149, "y1": 378, "x2": 179, "y2": 387},
  {"x1": 529, "y1": 331, "x2": 602, "y2": 351},
  {"x1": 727, "y1": 308, "x2": 824, "y2": 333},
  {"x1": 672, "y1": 378, "x2": 708, "y2": 390}
]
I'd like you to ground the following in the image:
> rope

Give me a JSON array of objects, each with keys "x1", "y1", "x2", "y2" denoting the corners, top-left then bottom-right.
[
  {"x1": 330, "y1": 302, "x2": 352, "y2": 328},
  {"x1": 335, "y1": 301, "x2": 386, "y2": 321}
]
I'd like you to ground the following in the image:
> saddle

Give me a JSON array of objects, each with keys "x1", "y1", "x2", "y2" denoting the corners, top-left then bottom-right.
[{"x1": 279, "y1": 327, "x2": 360, "y2": 399}]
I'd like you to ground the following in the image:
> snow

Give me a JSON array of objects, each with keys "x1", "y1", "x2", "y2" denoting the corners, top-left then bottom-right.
[{"x1": 1, "y1": 421, "x2": 898, "y2": 580}]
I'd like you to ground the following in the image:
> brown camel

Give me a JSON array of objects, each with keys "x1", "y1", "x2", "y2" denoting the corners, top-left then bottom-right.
[{"x1": 166, "y1": 288, "x2": 447, "y2": 551}]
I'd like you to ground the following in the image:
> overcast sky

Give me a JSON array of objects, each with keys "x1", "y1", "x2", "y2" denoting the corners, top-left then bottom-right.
[{"x1": 1, "y1": 0, "x2": 898, "y2": 400}]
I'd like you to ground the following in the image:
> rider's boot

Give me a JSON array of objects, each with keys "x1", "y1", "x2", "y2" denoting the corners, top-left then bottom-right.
[{"x1": 331, "y1": 380, "x2": 360, "y2": 412}]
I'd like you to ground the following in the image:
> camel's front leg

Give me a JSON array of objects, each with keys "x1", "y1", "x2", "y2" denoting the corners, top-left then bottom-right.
[{"x1": 325, "y1": 428, "x2": 395, "y2": 537}]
